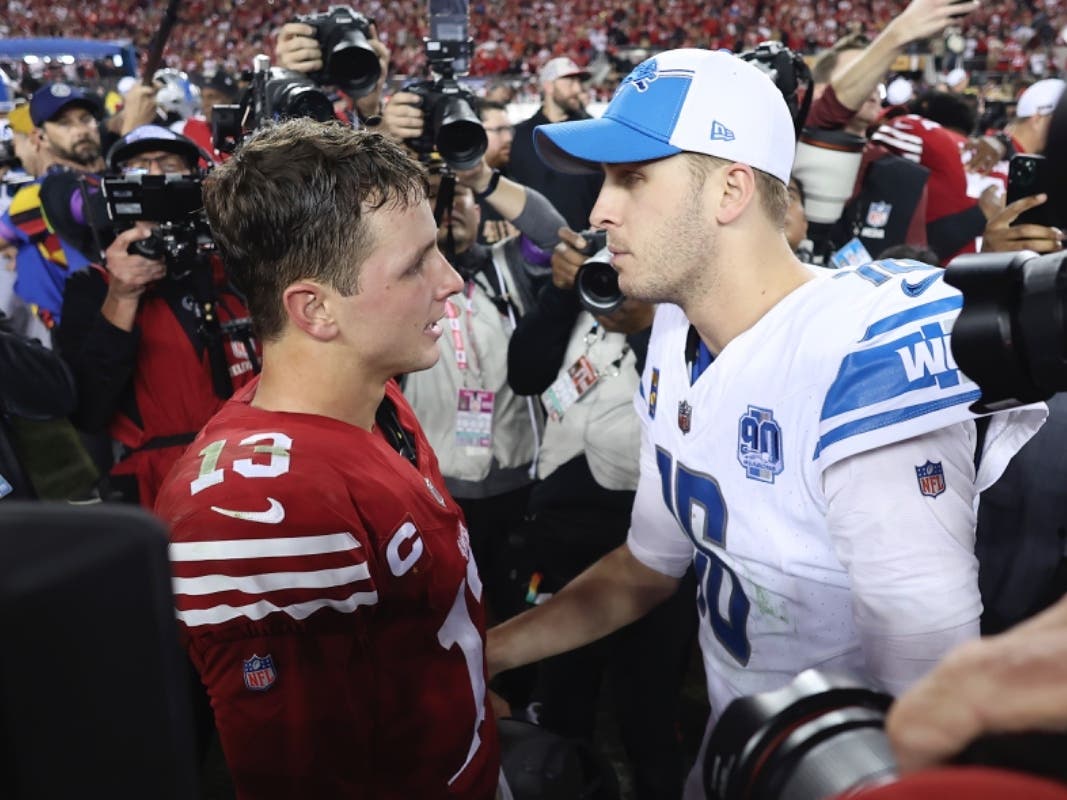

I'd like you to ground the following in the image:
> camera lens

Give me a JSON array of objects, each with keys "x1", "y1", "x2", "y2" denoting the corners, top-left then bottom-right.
[
  {"x1": 327, "y1": 38, "x2": 381, "y2": 97},
  {"x1": 434, "y1": 96, "x2": 488, "y2": 171},
  {"x1": 575, "y1": 253, "x2": 625, "y2": 315}
]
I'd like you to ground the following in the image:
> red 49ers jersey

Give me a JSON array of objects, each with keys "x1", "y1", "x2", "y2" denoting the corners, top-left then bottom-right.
[{"x1": 156, "y1": 379, "x2": 499, "y2": 799}]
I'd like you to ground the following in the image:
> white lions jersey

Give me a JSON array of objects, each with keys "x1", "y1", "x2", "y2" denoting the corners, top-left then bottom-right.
[{"x1": 627, "y1": 261, "x2": 1045, "y2": 722}]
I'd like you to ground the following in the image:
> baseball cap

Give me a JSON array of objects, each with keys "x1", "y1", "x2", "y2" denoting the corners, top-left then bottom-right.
[
  {"x1": 534, "y1": 48, "x2": 795, "y2": 185},
  {"x1": 8, "y1": 103, "x2": 33, "y2": 135},
  {"x1": 30, "y1": 83, "x2": 102, "y2": 127},
  {"x1": 945, "y1": 68, "x2": 968, "y2": 89},
  {"x1": 540, "y1": 57, "x2": 590, "y2": 84},
  {"x1": 1017, "y1": 78, "x2": 1066, "y2": 118},
  {"x1": 106, "y1": 124, "x2": 201, "y2": 171},
  {"x1": 202, "y1": 70, "x2": 239, "y2": 99}
]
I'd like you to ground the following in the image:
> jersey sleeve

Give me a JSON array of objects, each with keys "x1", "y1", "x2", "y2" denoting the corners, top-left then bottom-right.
[
  {"x1": 814, "y1": 262, "x2": 1046, "y2": 474},
  {"x1": 822, "y1": 423, "x2": 981, "y2": 694},
  {"x1": 162, "y1": 448, "x2": 384, "y2": 796}
]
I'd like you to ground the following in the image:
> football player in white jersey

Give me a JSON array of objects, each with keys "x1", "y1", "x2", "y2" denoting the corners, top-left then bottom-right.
[{"x1": 487, "y1": 48, "x2": 1046, "y2": 797}]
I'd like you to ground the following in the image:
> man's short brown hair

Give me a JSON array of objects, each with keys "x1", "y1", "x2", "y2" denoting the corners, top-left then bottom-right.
[
  {"x1": 684, "y1": 152, "x2": 789, "y2": 229},
  {"x1": 202, "y1": 119, "x2": 428, "y2": 341}
]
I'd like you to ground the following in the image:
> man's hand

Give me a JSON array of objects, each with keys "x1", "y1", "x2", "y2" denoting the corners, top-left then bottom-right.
[
  {"x1": 596, "y1": 299, "x2": 654, "y2": 335},
  {"x1": 887, "y1": 594, "x2": 1067, "y2": 774},
  {"x1": 964, "y1": 135, "x2": 1006, "y2": 175},
  {"x1": 379, "y1": 91, "x2": 425, "y2": 142},
  {"x1": 274, "y1": 22, "x2": 322, "y2": 73},
  {"x1": 454, "y1": 159, "x2": 494, "y2": 194},
  {"x1": 981, "y1": 193, "x2": 1064, "y2": 253},
  {"x1": 885, "y1": 0, "x2": 978, "y2": 49},
  {"x1": 551, "y1": 227, "x2": 591, "y2": 290},
  {"x1": 977, "y1": 183, "x2": 1005, "y2": 221},
  {"x1": 105, "y1": 225, "x2": 166, "y2": 301},
  {"x1": 354, "y1": 24, "x2": 390, "y2": 122},
  {"x1": 119, "y1": 84, "x2": 160, "y2": 136}
]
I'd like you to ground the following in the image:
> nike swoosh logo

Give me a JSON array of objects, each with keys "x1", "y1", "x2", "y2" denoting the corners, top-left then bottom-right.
[
  {"x1": 210, "y1": 497, "x2": 286, "y2": 524},
  {"x1": 901, "y1": 273, "x2": 942, "y2": 297}
]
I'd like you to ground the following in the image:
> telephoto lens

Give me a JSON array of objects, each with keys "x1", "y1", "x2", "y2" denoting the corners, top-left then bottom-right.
[{"x1": 573, "y1": 230, "x2": 623, "y2": 315}]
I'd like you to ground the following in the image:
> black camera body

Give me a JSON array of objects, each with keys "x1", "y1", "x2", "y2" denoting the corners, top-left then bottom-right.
[
  {"x1": 573, "y1": 230, "x2": 625, "y2": 316},
  {"x1": 404, "y1": 77, "x2": 486, "y2": 170},
  {"x1": 294, "y1": 5, "x2": 381, "y2": 98},
  {"x1": 212, "y1": 56, "x2": 336, "y2": 154},
  {"x1": 739, "y1": 41, "x2": 812, "y2": 139},
  {"x1": 101, "y1": 173, "x2": 216, "y2": 277}
]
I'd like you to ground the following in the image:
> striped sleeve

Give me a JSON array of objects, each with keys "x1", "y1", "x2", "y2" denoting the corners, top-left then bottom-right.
[{"x1": 170, "y1": 528, "x2": 379, "y2": 630}]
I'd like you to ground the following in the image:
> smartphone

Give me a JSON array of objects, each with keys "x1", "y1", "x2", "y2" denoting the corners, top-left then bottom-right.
[{"x1": 1007, "y1": 153, "x2": 1059, "y2": 227}]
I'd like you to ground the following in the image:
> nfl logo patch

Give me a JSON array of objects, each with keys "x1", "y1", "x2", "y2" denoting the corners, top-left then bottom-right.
[
  {"x1": 866, "y1": 201, "x2": 892, "y2": 228},
  {"x1": 915, "y1": 461, "x2": 946, "y2": 498},
  {"x1": 243, "y1": 654, "x2": 277, "y2": 691},
  {"x1": 678, "y1": 400, "x2": 692, "y2": 433}
]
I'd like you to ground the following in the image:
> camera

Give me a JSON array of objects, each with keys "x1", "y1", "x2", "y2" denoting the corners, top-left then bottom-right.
[
  {"x1": 101, "y1": 173, "x2": 216, "y2": 277},
  {"x1": 212, "y1": 56, "x2": 336, "y2": 154},
  {"x1": 738, "y1": 41, "x2": 813, "y2": 139},
  {"x1": 945, "y1": 250, "x2": 1067, "y2": 413},
  {"x1": 403, "y1": 0, "x2": 487, "y2": 170},
  {"x1": 293, "y1": 5, "x2": 381, "y2": 99},
  {"x1": 703, "y1": 670, "x2": 895, "y2": 800},
  {"x1": 573, "y1": 230, "x2": 625, "y2": 315}
]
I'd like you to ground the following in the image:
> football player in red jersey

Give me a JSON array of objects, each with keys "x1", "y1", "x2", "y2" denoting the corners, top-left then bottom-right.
[{"x1": 155, "y1": 119, "x2": 503, "y2": 799}]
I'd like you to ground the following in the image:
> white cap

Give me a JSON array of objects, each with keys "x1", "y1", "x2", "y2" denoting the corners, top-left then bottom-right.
[
  {"x1": 534, "y1": 48, "x2": 795, "y2": 185},
  {"x1": 117, "y1": 76, "x2": 138, "y2": 95},
  {"x1": 945, "y1": 68, "x2": 968, "y2": 89},
  {"x1": 1017, "y1": 78, "x2": 1066, "y2": 118},
  {"x1": 886, "y1": 76, "x2": 914, "y2": 106},
  {"x1": 539, "y1": 57, "x2": 590, "y2": 84}
]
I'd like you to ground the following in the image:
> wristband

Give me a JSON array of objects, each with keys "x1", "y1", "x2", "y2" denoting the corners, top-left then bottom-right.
[{"x1": 473, "y1": 169, "x2": 502, "y2": 200}]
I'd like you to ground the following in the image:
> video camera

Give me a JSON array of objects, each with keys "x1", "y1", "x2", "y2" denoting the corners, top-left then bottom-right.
[
  {"x1": 403, "y1": 0, "x2": 487, "y2": 170},
  {"x1": 212, "y1": 55, "x2": 336, "y2": 154},
  {"x1": 100, "y1": 173, "x2": 215, "y2": 278}
]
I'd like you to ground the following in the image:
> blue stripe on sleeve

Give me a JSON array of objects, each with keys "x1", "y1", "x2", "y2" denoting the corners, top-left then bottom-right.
[
  {"x1": 813, "y1": 389, "x2": 981, "y2": 459},
  {"x1": 860, "y1": 295, "x2": 962, "y2": 342}
]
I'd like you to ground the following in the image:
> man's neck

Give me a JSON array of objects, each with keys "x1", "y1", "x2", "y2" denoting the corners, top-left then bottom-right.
[
  {"x1": 684, "y1": 238, "x2": 814, "y2": 357},
  {"x1": 251, "y1": 339, "x2": 387, "y2": 431}
]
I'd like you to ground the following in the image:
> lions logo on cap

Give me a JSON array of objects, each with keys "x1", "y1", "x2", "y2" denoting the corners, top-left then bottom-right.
[{"x1": 620, "y1": 59, "x2": 660, "y2": 93}]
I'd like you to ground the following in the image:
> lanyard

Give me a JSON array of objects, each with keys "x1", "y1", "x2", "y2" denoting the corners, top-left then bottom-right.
[
  {"x1": 583, "y1": 322, "x2": 630, "y2": 379},
  {"x1": 445, "y1": 280, "x2": 484, "y2": 381}
]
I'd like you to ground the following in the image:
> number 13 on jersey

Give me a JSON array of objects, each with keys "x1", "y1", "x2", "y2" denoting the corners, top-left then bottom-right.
[{"x1": 656, "y1": 447, "x2": 751, "y2": 665}]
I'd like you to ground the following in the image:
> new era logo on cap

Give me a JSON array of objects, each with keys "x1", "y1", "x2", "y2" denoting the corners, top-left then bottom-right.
[{"x1": 533, "y1": 48, "x2": 795, "y2": 185}]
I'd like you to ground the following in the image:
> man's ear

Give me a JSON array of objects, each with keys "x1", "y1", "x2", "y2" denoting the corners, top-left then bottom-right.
[
  {"x1": 282, "y1": 281, "x2": 337, "y2": 341},
  {"x1": 714, "y1": 162, "x2": 759, "y2": 226}
]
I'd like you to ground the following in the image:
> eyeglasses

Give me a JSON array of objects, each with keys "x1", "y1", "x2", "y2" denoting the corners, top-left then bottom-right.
[{"x1": 122, "y1": 153, "x2": 191, "y2": 174}]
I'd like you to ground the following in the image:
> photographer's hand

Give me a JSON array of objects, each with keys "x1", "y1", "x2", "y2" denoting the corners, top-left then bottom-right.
[
  {"x1": 354, "y1": 22, "x2": 390, "y2": 124},
  {"x1": 981, "y1": 193, "x2": 1064, "y2": 253},
  {"x1": 101, "y1": 225, "x2": 166, "y2": 333},
  {"x1": 551, "y1": 227, "x2": 590, "y2": 290},
  {"x1": 274, "y1": 22, "x2": 323, "y2": 73},
  {"x1": 118, "y1": 84, "x2": 161, "y2": 136},
  {"x1": 887, "y1": 593, "x2": 1067, "y2": 774},
  {"x1": 379, "y1": 91, "x2": 425, "y2": 142}
]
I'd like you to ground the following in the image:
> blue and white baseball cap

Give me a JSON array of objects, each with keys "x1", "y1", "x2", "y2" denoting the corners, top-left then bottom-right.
[
  {"x1": 534, "y1": 48, "x2": 796, "y2": 185},
  {"x1": 30, "y1": 83, "x2": 102, "y2": 127}
]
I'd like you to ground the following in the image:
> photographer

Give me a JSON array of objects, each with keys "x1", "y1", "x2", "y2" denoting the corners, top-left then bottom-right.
[
  {"x1": 274, "y1": 15, "x2": 393, "y2": 130},
  {"x1": 401, "y1": 155, "x2": 563, "y2": 619},
  {"x1": 504, "y1": 228, "x2": 697, "y2": 799},
  {"x1": 55, "y1": 125, "x2": 258, "y2": 508}
]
